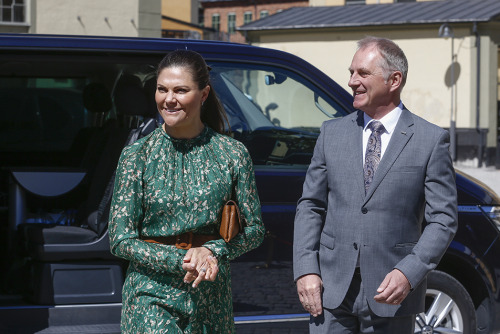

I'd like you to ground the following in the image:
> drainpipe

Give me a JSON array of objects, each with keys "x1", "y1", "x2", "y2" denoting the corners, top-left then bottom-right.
[{"x1": 473, "y1": 22, "x2": 484, "y2": 167}]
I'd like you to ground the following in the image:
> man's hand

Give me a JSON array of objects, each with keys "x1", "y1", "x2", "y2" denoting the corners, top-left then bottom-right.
[
  {"x1": 297, "y1": 274, "x2": 323, "y2": 317},
  {"x1": 374, "y1": 269, "x2": 411, "y2": 305}
]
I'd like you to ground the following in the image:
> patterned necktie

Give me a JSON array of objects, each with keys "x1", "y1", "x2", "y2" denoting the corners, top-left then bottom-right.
[{"x1": 364, "y1": 121, "x2": 385, "y2": 193}]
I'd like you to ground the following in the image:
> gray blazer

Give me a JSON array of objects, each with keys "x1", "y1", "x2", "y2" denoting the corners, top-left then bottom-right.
[{"x1": 293, "y1": 108, "x2": 458, "y2": 317}]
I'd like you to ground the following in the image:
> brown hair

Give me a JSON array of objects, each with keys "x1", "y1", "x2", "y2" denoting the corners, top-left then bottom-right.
[{"x1": 157, "y1": 50, "x2": 229, "y2": 134}]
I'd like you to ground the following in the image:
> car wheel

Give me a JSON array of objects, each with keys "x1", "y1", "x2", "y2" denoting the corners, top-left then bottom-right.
[{"x1": 415, "y1": 270, "x2": 476, "y2": 334}]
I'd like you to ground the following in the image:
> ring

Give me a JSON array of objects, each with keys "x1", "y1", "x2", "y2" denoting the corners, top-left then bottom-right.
[{"x1": 200, "y1": 268, "x2": 207, "y2": 273}]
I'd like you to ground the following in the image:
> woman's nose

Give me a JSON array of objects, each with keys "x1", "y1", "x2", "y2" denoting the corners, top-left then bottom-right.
[{"x1": 165, "y1": 91, "x2": 175, "y2": 104}]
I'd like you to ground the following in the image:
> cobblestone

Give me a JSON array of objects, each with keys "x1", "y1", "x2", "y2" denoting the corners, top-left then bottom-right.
[{"x1": 231, "y1": 260, "x2": 309, "y2": 333}]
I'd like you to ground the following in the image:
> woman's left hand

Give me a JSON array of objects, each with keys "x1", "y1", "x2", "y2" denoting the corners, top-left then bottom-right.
[{"x1": 182, "y1": 247, "x2": 219, "y2": 288}]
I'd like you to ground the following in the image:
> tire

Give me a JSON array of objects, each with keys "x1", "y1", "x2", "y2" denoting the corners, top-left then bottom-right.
[{"x1": 415, "y1": 270, "x2": 476, "y2": 334}]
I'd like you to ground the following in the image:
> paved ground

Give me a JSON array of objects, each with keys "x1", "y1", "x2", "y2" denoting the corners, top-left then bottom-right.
[
  {"x1": 232, "y1": 261, "x2": 308, "y2": 333},
  {"x1": 455, "y1": 164, "x2": 500, "y2": 196}
]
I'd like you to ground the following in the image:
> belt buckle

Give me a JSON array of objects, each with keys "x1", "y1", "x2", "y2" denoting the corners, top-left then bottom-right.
[{"x1": 175, "y1": 232, "x2": 193, "y2": 250}]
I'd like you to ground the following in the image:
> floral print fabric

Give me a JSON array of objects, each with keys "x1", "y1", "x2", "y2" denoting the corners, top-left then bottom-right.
[{"x1": 109, "y1": 126, "x2": 265, "y2": 333}]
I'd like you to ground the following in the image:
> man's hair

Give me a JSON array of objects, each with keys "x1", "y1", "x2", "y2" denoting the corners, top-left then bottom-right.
[{"x1": 358, "y1": 36, "x2": 408, "y2": 89}]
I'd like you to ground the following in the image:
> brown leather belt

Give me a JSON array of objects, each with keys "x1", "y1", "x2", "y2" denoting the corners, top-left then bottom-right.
[{"x1": 141, "y1": 232, "x2": 220, "y2": 250}]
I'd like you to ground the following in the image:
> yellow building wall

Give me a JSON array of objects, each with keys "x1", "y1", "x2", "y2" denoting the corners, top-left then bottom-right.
[
  {"x1": 161, "y1": 19, "x2": 201, "y2": 33},
  {"x1": 250, "y1": 26, "x2": 497, "y2": 148},
  {"x1": 309, "y1": 0, "x2": 345, "y2": 5},
  {"x1": 310, "y1": 0, "x2": 438, "y2": 5},
  {"x1": 366, "y1": 0, "x2": 394, "y2": 4},
  {"x1": 33, "y1": 0, "x2": 160, "y2": 37},
  {"x1": 162, "y1": 0, "x2": 194, "y2": 24}
]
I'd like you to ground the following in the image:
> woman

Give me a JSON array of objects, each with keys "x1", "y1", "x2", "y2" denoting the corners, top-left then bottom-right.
[{"x1": 108, "y1": 50, "x2": 265, "y2": 333}]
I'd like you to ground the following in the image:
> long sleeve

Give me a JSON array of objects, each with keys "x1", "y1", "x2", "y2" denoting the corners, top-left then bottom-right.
[
  {"x1": 108, "y1": 145, "x2": 185, "y2": 275},
  {"x1": 394, "y1": 129, "x2": 458, "y2": 287},
  {"x1": 109, "y1": 127, "x2": 264, "y2": 274},
  {"x1": 203, "y1": 142, "x2": 265, "y2": 261},
  {"x1": 292, "y1": 122, "x2": 328, "y2": 280}
]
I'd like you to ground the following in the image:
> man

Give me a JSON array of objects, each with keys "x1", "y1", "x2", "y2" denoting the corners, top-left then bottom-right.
[{"x1": 293, "y1": 36, "x2": 458, "y2": 333}]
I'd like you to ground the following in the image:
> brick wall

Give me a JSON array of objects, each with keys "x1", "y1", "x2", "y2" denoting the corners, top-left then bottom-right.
[{"x1": 202, "y1": 1, "x2": 308, "y2": 43}]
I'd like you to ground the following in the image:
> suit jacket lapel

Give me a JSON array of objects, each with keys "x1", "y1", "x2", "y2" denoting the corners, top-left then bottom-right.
[
  {"x1": 352, "y1": 111, "x2": 366, "y2": 200},
  {"x1": 364, "y1": 108, "x2": 414, "y2": 201}
]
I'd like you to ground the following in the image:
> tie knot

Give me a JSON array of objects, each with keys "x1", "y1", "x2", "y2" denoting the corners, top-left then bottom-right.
[{"x1": 368, "y1": 121, "x2": 385, "y2": 134}]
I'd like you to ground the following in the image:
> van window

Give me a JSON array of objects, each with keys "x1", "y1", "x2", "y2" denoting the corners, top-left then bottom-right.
[
  {"x1": 210, "y1": 63, "x2": 346, "y2": 165},
  {"x1": 0, "y1": 53, "x2": 347, "y2": 168},
  {"x1": 0, "y1": 77, "x2": 87, "y2": 153}
]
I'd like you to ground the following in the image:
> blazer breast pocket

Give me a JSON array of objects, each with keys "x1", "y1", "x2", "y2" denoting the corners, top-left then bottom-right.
[
  {"x1": 387, "y1": 166, "x2": 423, "y2": 188},
  {"x1": 320, "y1": 232, "x2": 335, "y2": 250},
  {"x1": 392, "y1": 165, "x2": 423, "y2": 174}
]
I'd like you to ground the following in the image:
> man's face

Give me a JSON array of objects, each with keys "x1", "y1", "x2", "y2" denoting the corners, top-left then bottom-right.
[{"x1": 348, "y1": 46, "x2": 393, "y2": 117}]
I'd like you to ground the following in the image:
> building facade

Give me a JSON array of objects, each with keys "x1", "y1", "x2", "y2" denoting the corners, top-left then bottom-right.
[
  {"x1": 240, "y1": 0, "x2": 500, "y2": 167},
  {"x1": 310, "y1": 0, "x2": 434, "y2": 5},
  {"x1": 201, "y1": 0, "x2": 308, "y2": 43},
  {"x1": 161, "y1": 0, "x2": 216, "y2": 40},
  {"x1": 0, "y1": 0, "x2": 161, "y2": 37}
]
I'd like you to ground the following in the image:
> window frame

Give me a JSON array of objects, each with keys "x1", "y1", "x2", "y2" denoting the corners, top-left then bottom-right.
[
  {"x1": 227, "y1": 12, "x2": 236, "y2": 35},
  {"x1": 243, "y1": 11, "x2": 253, "y2": 25},
  {"x1": 0, "y1": 0, "x2": 25, "y2": 23},
  {"x1": 211, "y1": 13, "x2": 220, "y2": 32}
]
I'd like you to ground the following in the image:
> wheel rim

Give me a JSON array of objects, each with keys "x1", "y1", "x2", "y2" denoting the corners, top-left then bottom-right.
[{"x1": 414, "y1": 289, "x2": 464, "y2": 334}]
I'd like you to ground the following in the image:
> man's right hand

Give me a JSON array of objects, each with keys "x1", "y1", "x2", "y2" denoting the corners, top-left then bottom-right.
[{"x1": 296, "y1": 274, "x2": 323, "y2": 317}]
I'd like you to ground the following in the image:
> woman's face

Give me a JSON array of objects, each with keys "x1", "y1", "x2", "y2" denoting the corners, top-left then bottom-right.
[{"x1": 155, "y1": 66, "x2": 209, "y2": 139}]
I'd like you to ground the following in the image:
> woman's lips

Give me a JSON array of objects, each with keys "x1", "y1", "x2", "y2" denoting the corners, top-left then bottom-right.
[{"x1": 165, "y1": 108, "x2": 182, "y2": 113}]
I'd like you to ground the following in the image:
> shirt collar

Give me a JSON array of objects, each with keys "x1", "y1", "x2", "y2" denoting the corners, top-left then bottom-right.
[{"x1": 363, "y1": 102, "x2": 403, "y2": 134}]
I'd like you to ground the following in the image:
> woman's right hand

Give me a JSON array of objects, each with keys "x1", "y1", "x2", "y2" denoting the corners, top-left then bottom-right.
[{"x1": 182, "y1": 247, "x2": 219, "y2": 288}]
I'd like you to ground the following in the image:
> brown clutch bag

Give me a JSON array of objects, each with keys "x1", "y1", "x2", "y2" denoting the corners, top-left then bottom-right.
[{"x1": 219, "y1": 200, "x2": 242, "y2": 242}]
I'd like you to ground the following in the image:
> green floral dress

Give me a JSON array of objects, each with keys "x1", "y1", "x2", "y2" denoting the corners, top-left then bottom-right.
[{"x1": 109, "y1": 126, "x2": 265, "y2": 333}]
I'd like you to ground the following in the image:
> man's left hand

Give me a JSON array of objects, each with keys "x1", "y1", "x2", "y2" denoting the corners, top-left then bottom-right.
[{"x1": 374, "y1": 269, "x2": 411, "y2": 305}]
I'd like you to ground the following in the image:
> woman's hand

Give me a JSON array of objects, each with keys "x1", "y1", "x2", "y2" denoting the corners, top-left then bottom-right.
[{"x1": 182, "y1": 247, "x2": 219, "y2": 288}]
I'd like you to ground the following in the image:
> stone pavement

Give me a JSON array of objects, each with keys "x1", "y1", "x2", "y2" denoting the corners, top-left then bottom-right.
[{"x1": 231, "y1": 261, "x2": 309, "y2": 333}]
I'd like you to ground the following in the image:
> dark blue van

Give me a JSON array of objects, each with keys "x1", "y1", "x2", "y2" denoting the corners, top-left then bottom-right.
[{"x1": 0, "y1": 34, "x2": 498, "y2": 334}]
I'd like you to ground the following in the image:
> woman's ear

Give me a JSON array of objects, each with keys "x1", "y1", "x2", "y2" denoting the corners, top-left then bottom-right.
[{"x1": 202, "y1": 85, "x2": 210, "y2": 103}]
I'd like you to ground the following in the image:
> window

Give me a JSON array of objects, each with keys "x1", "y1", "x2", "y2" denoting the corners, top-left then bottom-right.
[
  {"x1": 0, "y1": 0, "x2": 25, "y2": 23},
  {"x1": 198, "y1": 6, "x2": 204, "y2": 26},
  {"x1": 345, "y1": 0, "x2": 365, "y2": 4},
  {"x1": 227, "y1": 13, "x2": 236, "y2": 34},
  {"x1": 0, "y1": 77, "x2": 87, "y2": 153},
  {"x1": 244, "y1": 11, "x2": 252, "y2": 25},
  {"x1": 259, "y1": 10, "x2": 269, "y2": 19},
  {"x1": 0, "y1": 53, "x2": 156, "y2": 160},
  {"x1": 209, "y1": 63, "x2": 346, "y2": 165},
  {"x1": 212, "y1": 13, "x2": 220, "y2": 32}
]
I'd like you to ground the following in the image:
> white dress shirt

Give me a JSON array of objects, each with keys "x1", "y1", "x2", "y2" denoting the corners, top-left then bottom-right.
[{"x1": 362, "y1": 102, "x2": 403, "y2": 163}]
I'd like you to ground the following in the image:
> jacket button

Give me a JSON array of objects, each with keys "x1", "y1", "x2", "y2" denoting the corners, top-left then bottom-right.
[
  {"x1": 353, "y1": 243, "x2": 358, "y2": 250},
  {"x1": 361, "y1": 208, "x2": 368, "y2": 214}
]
